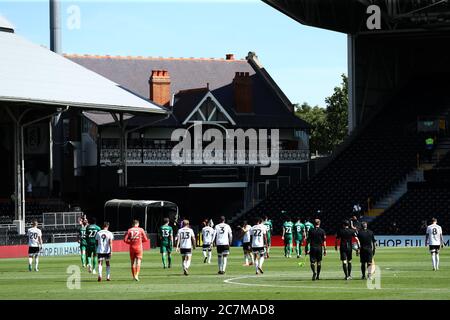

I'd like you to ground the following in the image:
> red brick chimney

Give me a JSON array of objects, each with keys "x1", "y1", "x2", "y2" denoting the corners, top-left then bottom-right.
[
  {"x1": 149, "y1": 70, "x2": 171, "y2": 107},
  {"x1": 226, "y1": 54, "x2": 235, "y2": 61},
  {"x1": 233, "y1": 72, "x2": 252, "y2": 113}
]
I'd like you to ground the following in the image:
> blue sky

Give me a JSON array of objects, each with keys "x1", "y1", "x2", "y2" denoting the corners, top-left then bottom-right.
[{"x1": 0, "y1": 0, "x2": 347, "y2": 107}]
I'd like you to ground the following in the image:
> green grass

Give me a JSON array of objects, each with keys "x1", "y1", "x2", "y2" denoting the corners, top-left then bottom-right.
[{"x1": 0, "y1": 247, "x2": 449, "y2": 300}]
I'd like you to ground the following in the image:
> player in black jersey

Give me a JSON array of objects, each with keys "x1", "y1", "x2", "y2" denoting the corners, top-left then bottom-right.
[
  {"x1": 357, "y1": 222, "x2": 376, "y2": 280},
  {"x1": 306, "y1": 219, "x2": 327, "y2": 281},
  {"x1": 335, "y1": 220, "x2": 360, "y2": 280}
]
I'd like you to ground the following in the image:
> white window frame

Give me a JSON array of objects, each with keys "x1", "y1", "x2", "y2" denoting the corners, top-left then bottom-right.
[{"x1": 183, "y1": 91, "x2": 236, "y2": 126}]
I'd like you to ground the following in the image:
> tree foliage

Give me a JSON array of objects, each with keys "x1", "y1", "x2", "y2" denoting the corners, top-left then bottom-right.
[
  {"x1": 295, "y1": 74, "x2": 348, "y2": 155},
  {"x1": 325, "y1": 74, "x2": 348, "y2": 150},
  {"x1": 295, "y1": 102, "x2": 328, "y2": 154}
]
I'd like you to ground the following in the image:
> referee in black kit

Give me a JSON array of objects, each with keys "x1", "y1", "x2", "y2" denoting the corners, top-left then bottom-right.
[
  {"x1": 356, "y1": 221, "x2": 376, "y2": 280},
  {"x1": 335, "y1": 220, "x2": 360, "y2": 280},
  {"x1": 306, "y1": 219, "x2": 327, "y2": 281}
]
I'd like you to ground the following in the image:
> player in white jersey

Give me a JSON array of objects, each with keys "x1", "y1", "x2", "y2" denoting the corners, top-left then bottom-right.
[
  {"x1": 201, "y1": 220, "x2": 215, "y2": 264},
  {"x1": 251, "y1": 218, "x2": 268, "y2": 275},
  {"x1": 214, "y1": 216, "x2": 233, "y2": 275},
  {"x1": 27, "y1": 220, "x2": 43, "y2": 272},
  {"x1": 176, "y1": 220, "x2": 196, "y2": 275},
  {"x1": 425, "y1": 218, "x2": 444, "y2": 271},
  {"x1": 238, "y1": 221, "x2": 254, "y2": 266},
  {"x1": 95, "y1": 222, "x2": 114, "y2": 281}
]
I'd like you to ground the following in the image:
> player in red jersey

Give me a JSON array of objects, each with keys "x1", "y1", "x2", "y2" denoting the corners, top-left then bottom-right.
[{"x1": 124, "y1": 220, "x2": 149, "y2": 281}]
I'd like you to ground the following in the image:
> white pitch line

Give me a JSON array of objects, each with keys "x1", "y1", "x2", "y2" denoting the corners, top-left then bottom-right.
[
  {"x1": 224, "y1": 275, "x2": 374, "y2": 290},
  {"x1": 223, "y1": 275, "x2": 450, "y2": 292}
]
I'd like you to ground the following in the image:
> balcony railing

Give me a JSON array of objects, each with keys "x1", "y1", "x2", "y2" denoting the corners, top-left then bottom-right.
[{"x1": 99, "y1": 148, "x2": 309, "y2": 166}]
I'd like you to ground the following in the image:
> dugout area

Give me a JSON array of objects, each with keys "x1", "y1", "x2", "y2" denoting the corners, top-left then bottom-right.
[{"x1": 103, "y1": 199, "x2": 179, "y2": 233}]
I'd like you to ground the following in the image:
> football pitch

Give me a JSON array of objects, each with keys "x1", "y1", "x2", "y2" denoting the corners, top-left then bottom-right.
[{"x1": 0, "y1": 247, "x2": 449, "y2": 300}]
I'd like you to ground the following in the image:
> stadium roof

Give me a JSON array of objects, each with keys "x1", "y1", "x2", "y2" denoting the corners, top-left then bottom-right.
[
  {"x1": 0, "y1": 15, "x2": 14, "y2": 32},
  {"x1": 262, "y1": 0, "x2": 450, "y2": 34},
  {"x1": 0, "y1": 19, "x2": 167, "y2": 116}
]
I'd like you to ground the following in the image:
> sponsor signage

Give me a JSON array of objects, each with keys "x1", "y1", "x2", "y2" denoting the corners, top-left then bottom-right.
[
  {"x1": 40, "y1": 242, "x2": 80, "y2": 256},
  {"x1": 376, "y1": 235, "x2": 450, "y2": 247}
]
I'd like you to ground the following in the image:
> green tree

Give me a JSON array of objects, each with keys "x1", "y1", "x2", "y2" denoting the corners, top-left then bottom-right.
[
  {"x1": 324, "y1": 74, "x2": 348, "y2": 150},
  {"x1": 295, "y1": 102, "x2": 328, "y2": 155},
  {"x1": 295, "y1": 74, "x2": 348, "y2": 155}
]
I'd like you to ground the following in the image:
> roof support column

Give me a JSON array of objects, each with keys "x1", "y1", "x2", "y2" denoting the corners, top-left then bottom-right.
[
  {"x1": 6, "y1": 106, "x2": 64, "y2": 234},
  {"x1": 5, "y1": 107, "x2": 26, "y2": 234},
  {"x1": 347, "y1": 34, "x2": 357, "y2": 134},
  {"x1": 111, "y1": 112, "x2": 128, "y2": 188},
  {"x1": 14, "y1": 120, "x2": 24, "y2": 228},
  {"x1": 123, "y1": 115, "x2": 128, "y2": 188},
  {"x1": 48, "y1": 118, "x2": 53, "y2": 194}
]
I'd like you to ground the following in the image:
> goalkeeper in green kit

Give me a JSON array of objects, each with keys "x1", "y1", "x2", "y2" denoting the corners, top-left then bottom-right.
[
  {"x1": 159, "y1": 218, "x2": 174, "y2": 269},
  {"x1": 86, "y1": 217, "x2": 101, "y2": 274},
  {"x1": 294, "y1": 217, "x2": 306, "y2": 258}
]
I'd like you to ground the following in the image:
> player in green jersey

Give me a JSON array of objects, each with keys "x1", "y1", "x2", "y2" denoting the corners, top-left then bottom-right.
[
  {"x1": 159, "y1": 217, "x2": 174, "y2": 269},
  {"x1": 86, "y1": 217, "x2": 101, "y2": 274},
  {"x1": 78, "y1": 215, "x2": 88, "y2": 268},
  {"x1": 282, "y1": 217, "x2": 294, "y2": 258},
  {"x1": 263, "y1": 215, "x2": 273, "y2": 258},
  {"x1": 304, "y1": 217, "x2": 315, "y2": 255},
  {"x1": 294, "y1": 217, "x2": 306, "y2": 258}
]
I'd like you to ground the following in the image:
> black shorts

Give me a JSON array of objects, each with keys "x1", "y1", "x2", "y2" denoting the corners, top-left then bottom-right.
[
  {"x1": 429, "y1": 245, "x2": 441, "y2": 253},
  {"x1": 217, "y1": 245, "x2": 230, "y2": 255},
  {"x1": 98, "y1": 253, "x2": 111, "y2": 260},
  {"x1": 359, "y1": 248, "x2": 373, "y2": 263},
  {"x1": 202, "y1": 244, "x2": 212, "y2": 251},
  {"x1": 242, "y1": 242, "x2": 251, "y2": 252},
  {"x1": 252, "y1": 247, "x2": 265, "y2": 255},
  {"x1": 28, "y1": 247, "x2": 40, "y2": 255},
  {"x1": 340, "y1": 247, "x2": 353, "y2": 261},
  {"x1": 180, "y1": 248, "x2": 192, "y2": 255},
  {"x1": 309, "y1": 246, "x2": 323, "y2": 263}
]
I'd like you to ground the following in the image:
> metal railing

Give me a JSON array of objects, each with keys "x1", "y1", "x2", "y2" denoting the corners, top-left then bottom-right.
[
  {"x1": 52, "y1": 233, "x2": 78, "y2": 243},
  {"x1": 0, "y1": 224, "x2": 18, "y2": 231},
  {"x1": 100, "y1": 148, "x2": 310, "y2": 166},
  {"x1": 43, "y1": 212, "x2": 82, "y2": 229}
]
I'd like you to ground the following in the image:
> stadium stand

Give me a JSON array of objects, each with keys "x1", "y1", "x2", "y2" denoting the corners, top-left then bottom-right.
[
  {"x1": 436, "y1": 152, "x2": 450, "y2": 168},
  {"x1": 0, "y1": 199, "x2": 68, "y2": 223},
  {"x1": 0, "y1": 198, "x2": 75, "y2": 245},
  {"x1": 236, "y1": 75, "x2": 450, "y2": 234},
  {"x1": 370, "y1": 186, "x2": 450, "y2": 235}
]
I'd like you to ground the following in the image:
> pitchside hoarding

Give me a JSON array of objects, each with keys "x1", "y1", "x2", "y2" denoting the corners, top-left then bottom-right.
[
  {"x1": 0, "y1": 240, "x2": 150, "y2": 259},
  {"x1": 1, "y1": 235, "x2": 449, "y2": 259},
  {"x1": 376, "y1": 235, "x2": 450, "y2": 247},
  {"x1": 40, "y1": 242, "x2": 80, "y2": 257}
]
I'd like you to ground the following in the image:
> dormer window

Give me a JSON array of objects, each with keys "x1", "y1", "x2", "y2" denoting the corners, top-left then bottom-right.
[{"x1": 183, "y1": 92, "x2": 235, "y2": 125}]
